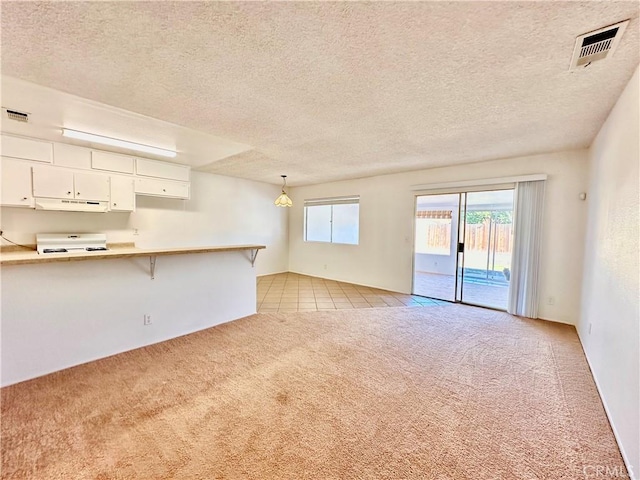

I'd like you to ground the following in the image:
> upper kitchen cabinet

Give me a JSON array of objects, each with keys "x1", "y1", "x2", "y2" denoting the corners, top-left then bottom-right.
[
  {"x1": 53, "y1": 143, "x2": 91, "y2": 169},
  {"x1": 74, "y1": 172, "x2": 110, "y2": 201},
  {"x1": 32, "y1": 165, "x2": 109, "y2": 201},
  {"x1": 1, "y1": 134, "x2": 53, "y2": 163},
  {"x1": 1, "y1": 158, "x2": 34, "y2": 207},
  {"x1": 109, "y1": 175, "x2": 135, "y2": 212},
  {"x1": 1, "y1": 133, "x2": 192, "y2": 207},
  {"x1": 134, "y1": 177, "x2": 190, "y2": 199},
  {"x1": 136, "y1": 158, "x2": 190, "y2": 182},
  {"x1": 92, "y1": 151, "x2": 135, "y2": 174},
  {"x1": 32, "y1": 165, "x2": 74, "y2": 199}
]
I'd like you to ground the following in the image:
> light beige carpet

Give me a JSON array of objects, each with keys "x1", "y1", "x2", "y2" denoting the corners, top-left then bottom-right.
[{"x1": 1, "y1": 305, "x2": 626, "y2": 479}]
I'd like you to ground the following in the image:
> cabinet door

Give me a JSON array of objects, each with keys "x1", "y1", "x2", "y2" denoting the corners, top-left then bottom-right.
[
  {"x1": 1, "y1": 135, "x2": 53, "y2": 163},
  {"x1": 53, "y1": 143, "x2": 91, "y2": 169},
  {"x1": 135, "y1": 177, "x2": 190, "y2": 199},
  {"x1": 32, "y1": 165, "x2": 74, "y2": 198},
  {"x1": 1, "y1": 158, "x2": 34, "y2": 207},
  {"x1": 74, "y1": 172, "x2": 110, "y2": 201},
  {"x1": 136, "y1": 158, "x2": 190, "y2": 181},
  {"x1": 92, "y1": 151, "x2": 135, "y2": 174},
  {"x1": 110, "y1": 176, "x2": 135, "y2": 211}
]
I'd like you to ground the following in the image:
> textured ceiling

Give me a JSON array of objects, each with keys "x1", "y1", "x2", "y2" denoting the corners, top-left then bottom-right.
[{"x1": 1, "y1": 2, "x2": 639, "y2": 186}]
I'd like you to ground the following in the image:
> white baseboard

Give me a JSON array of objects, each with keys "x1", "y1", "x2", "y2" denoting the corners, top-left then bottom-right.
[
  {"x1": 287, "y1": 270, "x2": 404, "y2": 293},
  {"x1": 257, "y1": 270, "x2": 289, "y2": 278},
  {"x1": 577, "y1": 331, "x2": 636, "y2": 480},
  {"x1": 537, "y1": 315, "x2": 576, "y2": 326}
]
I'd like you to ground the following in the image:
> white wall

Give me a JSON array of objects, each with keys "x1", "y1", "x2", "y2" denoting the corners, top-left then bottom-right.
[
  {"x1": 0, "y1": 171, "x2": 289, "y2": 276},
  {"x1": 1, "y1": 251, "x2": 256, "y2": 386},
  {"x1": 414, "y1": 252, "x2": 456, "y2": 275},
  {"x1": 579, "y1": 66, "x2": 639, "y2": 478},
  {"x1": 0, "y1": 170, "x2": 289, "y2": 385},
  {"x1": 289, "y1": 150, "x2": 589, "y2": 324}
]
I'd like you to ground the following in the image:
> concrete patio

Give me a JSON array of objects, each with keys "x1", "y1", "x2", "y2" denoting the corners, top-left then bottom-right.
[{"x1": 413, "y1": 271, "x2": 509, "y2": 310}]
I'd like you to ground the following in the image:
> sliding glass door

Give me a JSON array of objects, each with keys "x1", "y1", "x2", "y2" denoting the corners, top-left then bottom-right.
[
  {"x1": 413, "y1": 188, "x2": 515, "y2": 310},
  {"x1": 413, "y1": 193, "x2": 460, "y2": 302},
  {"x1": 459, "y1": 189, "x2": 514, "y2": 309}
]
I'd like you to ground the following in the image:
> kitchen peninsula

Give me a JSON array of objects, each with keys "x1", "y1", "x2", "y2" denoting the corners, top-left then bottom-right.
[
  {"x1": 1, "y1": 243, "x2": 266, "y2": 386},
  {"x1": 1, "y1": 243, "x2": 265, "y2": 273}
]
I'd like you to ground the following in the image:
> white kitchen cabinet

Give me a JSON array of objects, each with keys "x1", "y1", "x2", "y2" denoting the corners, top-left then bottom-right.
[
  {"x1": 53, "y1": 143, "x2": 91, "y2": 169},
  {"x1": 32, "y1": 165, "x2": 74, "y2": 199},
  {"x1": 1, "y1": 158, "x2": 34, "y2": 207},
  {"x1": 136, "y1": 158, "x2": 190, "y2": 182},
  {"x1": 1, "y1": 134, "x2": 53, "y2": 163},
  {"x1": 32, "y1": 165, "x2": 110, "y2": 201},
  {"x1": 110, "y1": 176, "x2": 135, "y2": 211},
  {"x1": 135, "y1": 177, "x2": 190, "y2": 199},
  {"x1": 74, "y1": 172, "x2": 110, "y2": 201},
  {"x1": 92, "y1": 151, "x2": 135, "y2": 174}
]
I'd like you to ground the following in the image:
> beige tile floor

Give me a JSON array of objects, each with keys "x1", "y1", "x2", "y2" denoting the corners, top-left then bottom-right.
[{"x1": 257, "y1": 273, "x2": 450, "y2": 313}]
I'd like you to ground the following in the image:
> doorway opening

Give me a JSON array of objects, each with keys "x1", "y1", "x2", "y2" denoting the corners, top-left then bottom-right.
[{"x1": 412, "y1": 188, "x2": 515, "y2": 310}]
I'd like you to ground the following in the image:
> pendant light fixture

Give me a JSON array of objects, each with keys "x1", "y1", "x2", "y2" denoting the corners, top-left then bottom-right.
[{"x1": 274, "y1": 175, "x2": 293, "y2": 207}]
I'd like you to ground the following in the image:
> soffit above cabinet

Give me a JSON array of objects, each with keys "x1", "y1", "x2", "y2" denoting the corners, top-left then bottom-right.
[
  {"x1": 136, "y1": 158, "x2": 189, "y2": 182},
  {"x1": 1, "y1": 134, "x2": 53, "y2": 163},
  {"x1": 1, "y1": 133, "x2": 190, "y2": 179},
  {"x1": 92, "y1": 151, "x2": 134, "y2": 174},
  {"x1": 0, "y1": 75, "x2": 254, "y2": 169},
  {"x1": 53, "y1": 142, "x2": 91, "y2": 169}
]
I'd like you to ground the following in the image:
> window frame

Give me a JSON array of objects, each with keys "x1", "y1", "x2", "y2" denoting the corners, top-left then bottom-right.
[{"x1": 303, "y1": 196, "x2": 360, "y2": 245}]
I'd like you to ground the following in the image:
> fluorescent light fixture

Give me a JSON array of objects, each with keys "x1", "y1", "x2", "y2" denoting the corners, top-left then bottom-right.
[{"x1": 62, "y1": 128, "x2": 177, "y2": 158}]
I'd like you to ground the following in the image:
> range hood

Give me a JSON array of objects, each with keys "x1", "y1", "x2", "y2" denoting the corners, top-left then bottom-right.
[{"x1": 34, "y1": 197, "x2": 109, "y2": 213}]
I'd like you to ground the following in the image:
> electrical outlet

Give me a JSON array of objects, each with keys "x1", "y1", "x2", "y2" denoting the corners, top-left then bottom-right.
[
  {"x1": 144, "y1": 314, "x2": 152, "y2": 326},
  {"x1": 133, "y1": 228, "x2": 139, "y2": 236},
  {"x1": 324, "y1": 264, "x2": 328, "y2": 270},
  {"x1": 589, "y1": 323, "x2": 592, "y2": 334},
  {"x1": 547, "y1": 296, "x2": 556, "y2": 305}
]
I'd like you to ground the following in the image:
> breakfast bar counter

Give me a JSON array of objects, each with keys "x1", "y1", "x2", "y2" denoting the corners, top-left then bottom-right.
[
  {"x1": 0, "y1": 243, "x2": 265, "y2": 266},
  {"x1": 2, "y1": 241, "x2": 266, "y2": 386}
]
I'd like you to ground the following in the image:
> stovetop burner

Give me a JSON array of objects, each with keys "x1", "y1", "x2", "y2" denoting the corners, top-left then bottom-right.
[{"x1": 36, "y1": 233, "x2": 109, "y2": 255}]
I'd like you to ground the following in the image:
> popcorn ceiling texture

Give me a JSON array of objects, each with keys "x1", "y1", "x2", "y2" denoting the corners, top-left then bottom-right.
[{"x1": 1, "y1": 2, "x2": 639, "y2": 186}]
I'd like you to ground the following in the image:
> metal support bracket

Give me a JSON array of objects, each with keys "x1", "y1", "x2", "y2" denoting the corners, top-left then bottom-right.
[
  {"x1": 150, "y1": 255, "x2": 157, "y2": 279},
  {"x1": 249, "y1": 249, "x2": 259, "y2": 268}
]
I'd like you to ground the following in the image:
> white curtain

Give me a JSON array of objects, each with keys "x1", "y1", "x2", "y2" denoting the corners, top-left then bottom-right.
[{"x1": 508, "y1": 180, "x2": 546, "y2": 318}]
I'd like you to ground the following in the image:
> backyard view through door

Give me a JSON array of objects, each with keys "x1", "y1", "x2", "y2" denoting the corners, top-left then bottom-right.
[
  {"x1": 413, "y1": 193, "x2": 460, "y2": 302},
  {"x1": 413, "y1": 189, "x2": 515, "y2": 310}
]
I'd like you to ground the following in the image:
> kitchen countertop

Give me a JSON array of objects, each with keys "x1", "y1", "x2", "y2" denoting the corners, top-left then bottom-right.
[{"x1": 0, "y1": 243, "x2": 266, "y2": 266}]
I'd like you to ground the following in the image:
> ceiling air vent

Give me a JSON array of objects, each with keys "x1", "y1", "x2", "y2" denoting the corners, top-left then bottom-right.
[
  {"x1": 3, "y1": 108, "x2": 29, "y2": 123},
  {"x1": 570, "y1": 20, "x2": 629, "y2": 70}
]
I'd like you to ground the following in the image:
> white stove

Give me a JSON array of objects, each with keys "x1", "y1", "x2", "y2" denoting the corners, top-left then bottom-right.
[{"x1": 36, "y1": 233, "x2": 108, "y2": 254}]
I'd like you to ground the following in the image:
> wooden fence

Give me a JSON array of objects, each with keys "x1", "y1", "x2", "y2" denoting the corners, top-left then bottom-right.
[
  {"x1": 423, "y1": 222, "x2": 513, "y2": 253},
  {"x1": 424, "y1": 224, "x2": 451, "y2": 251}
]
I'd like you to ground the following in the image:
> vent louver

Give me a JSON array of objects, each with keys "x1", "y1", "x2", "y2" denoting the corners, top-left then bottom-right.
[
  {"x1": 570, "y1": 20, "x2": 629, "y2": 70},
  {"x1": 4, "y1": 109, "x2": 29, "y2": 123}
]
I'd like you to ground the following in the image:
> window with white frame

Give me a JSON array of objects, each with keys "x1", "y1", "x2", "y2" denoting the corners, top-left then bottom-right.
[{"x1": 304, "y1": 196, "x2": 360, "y2": 245}]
